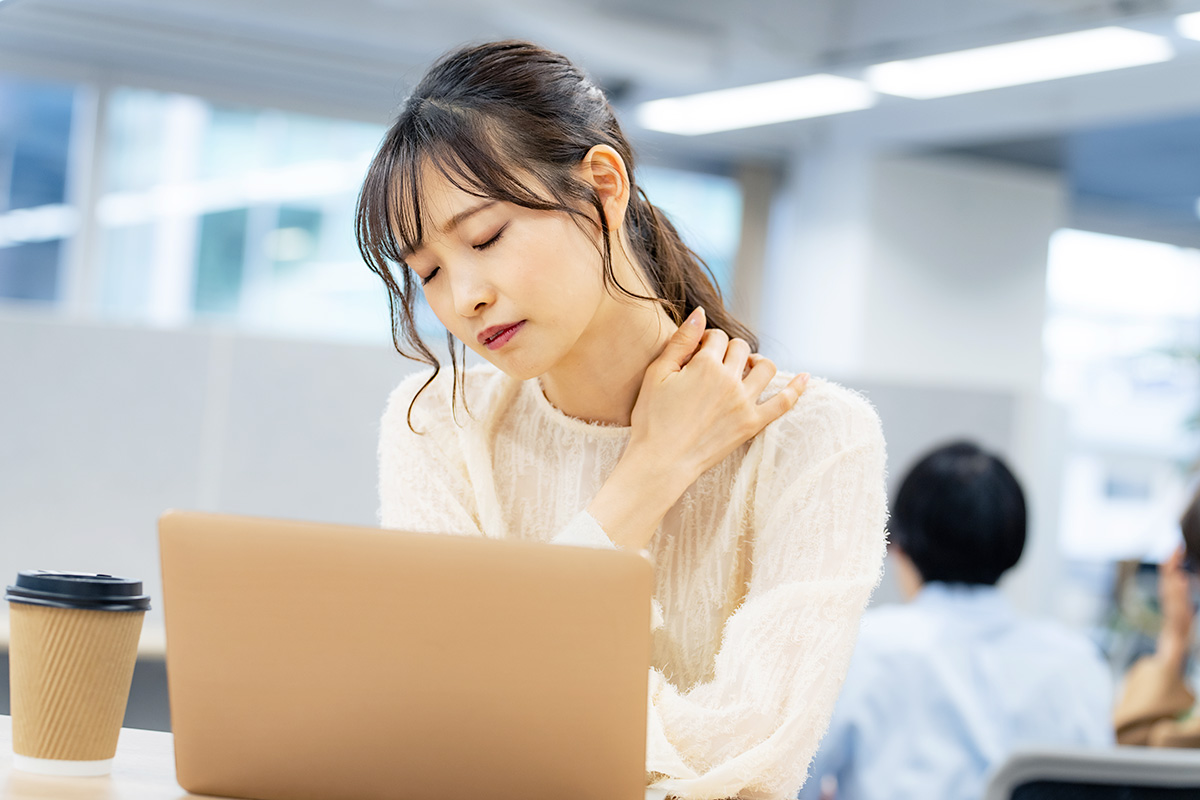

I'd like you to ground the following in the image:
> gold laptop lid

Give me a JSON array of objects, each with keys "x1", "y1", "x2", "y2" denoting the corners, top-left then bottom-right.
[{"x1": 159, "y1": 510, "x2": 653, "y2": 800}]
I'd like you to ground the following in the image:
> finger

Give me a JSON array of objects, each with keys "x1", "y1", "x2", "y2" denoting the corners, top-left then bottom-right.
[
  {"x1": 1160, "y1": 563, "x2": 1189, "y2": 604},
  {"x1": 696, "y1": 327, "x2": 729, "y2": 363},
  {"x1": 742, "y1": 354, "x2": 777, "y2": 397},
  {"x1": 756, "y1": 373, "x2": 810, "y2": 422},
  {"x1": 742, "y1": 351, "x2": 766, "y2": 379},
  {"x1": 723, "y1": 337, "x2": 752, "y2": 372},
  {"x1": 656, "y1": 307, "x2": 706, "y2": 371}
]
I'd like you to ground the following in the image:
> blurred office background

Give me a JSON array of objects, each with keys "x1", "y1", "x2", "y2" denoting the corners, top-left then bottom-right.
[{"x1": 3, "y1": 0, "x2": 1200, "y2": 731}]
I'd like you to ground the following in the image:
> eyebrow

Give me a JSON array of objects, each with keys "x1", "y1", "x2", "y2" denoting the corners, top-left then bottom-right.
[{"x1": 399, "y1": 200, "x2": 498, "y2": 260}]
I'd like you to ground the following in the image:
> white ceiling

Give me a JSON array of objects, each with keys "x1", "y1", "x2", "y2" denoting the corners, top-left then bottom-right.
[
  {"x1": 1, "y1": 0, "x2": 1198, "y2": 148},
  {"x1": 2, "y1": 0, "x2": 1200, "y2": 237}
]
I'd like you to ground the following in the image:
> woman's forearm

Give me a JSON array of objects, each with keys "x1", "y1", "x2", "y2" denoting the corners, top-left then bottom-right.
[
  {"x1": 1158, "y1": 630, "x2": 1190, "y2": 671},
  {"x1": 587, "y1": 447, "x2": 692, "y2": 552}
]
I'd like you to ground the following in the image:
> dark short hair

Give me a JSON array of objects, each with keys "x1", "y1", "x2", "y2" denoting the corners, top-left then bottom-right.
[
  {"x1": 1181, "y1": 486, "x2": 1200, "y2": 570},
  {"x1": 890, "y1": 440, "x2": 1027, "y2": 586}
]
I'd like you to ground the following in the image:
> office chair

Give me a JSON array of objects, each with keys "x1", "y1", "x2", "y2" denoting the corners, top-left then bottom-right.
[{"x1": 984, "y1": 746, "x2": 1200, "y2": 800}]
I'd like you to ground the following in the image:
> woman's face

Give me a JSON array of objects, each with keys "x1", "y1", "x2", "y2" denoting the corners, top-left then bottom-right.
[{"x1": 400, "y1": 165, "x2": 611, "y2": 380}]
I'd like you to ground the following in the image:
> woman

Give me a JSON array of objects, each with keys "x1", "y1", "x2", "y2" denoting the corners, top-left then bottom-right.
[
  {"x1": 1114, "y1": 486, "x2": 1200, "y2": 747},
  {"x1": 355, "y1": 40, "x2": 888, "y2": 800}
]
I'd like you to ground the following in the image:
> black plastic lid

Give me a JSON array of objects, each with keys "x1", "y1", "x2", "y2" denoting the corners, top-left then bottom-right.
[{"x1": 5, "y1": 571, "x2": 151, "y2": 612}]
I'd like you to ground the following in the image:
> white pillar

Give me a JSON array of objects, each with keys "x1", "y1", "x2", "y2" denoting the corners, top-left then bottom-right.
[
  {"x1": 730, "y1": 163, "x2": 775, "y2": 333},
  {"x1": 759, "y1": 142, "x2": 874, "y2": 374},
  {"x1": 61, "y1": 83, "x2": 107, "y2": 316},
  {"x1": 861, "y1": 154, "x2": 1062, "y2": 390},
  {"x1": 762, "y1": 148, "x2": 1070, "y2": 616},
  {"x1": 147, "y1": 94, "x2": 207, "y2": 327}
]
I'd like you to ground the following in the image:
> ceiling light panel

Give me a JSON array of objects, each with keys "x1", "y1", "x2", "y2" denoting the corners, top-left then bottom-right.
[
  {"x1": 866, "y1": 27, "x2": 1173, "y2": 99},
  {"x1": 1178, "y1": 11, "x2": 1200, "y2": 41},
  {"x1": 636, "y1": 74, "x2": 875, "y2": 136}
]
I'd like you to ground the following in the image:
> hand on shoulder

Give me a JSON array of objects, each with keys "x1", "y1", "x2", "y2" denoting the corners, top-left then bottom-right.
[
  {"x1": 628, "y1": 306, "x2": 810, "y2": 486},
  {"x1": 587, "y1": 308, "x2": 810, "y2": 552}
]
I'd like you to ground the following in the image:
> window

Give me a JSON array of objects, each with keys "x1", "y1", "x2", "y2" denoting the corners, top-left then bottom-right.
[
  {"x1": 94, "y1": 89, "x2": 389, "y2": 341},
  {"x1": 0, "y1": 76, "x2": 747, "y2": 346},
  {"x1": 1045, "y1": 228, "x2": 1200, "y2": 562},
  {"x1": 0, "y1": 75, "x2": 79, "y2": 303},
  {"x1": 638, "y1": 165, "x2": 743, "y2": 298}
]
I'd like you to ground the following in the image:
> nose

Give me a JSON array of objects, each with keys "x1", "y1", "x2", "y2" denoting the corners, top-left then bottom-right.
[{"x1": 450, "y1": 262, "x2": 495, "y2": 318}]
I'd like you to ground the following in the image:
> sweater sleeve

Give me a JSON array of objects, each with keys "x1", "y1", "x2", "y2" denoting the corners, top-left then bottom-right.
[
  {"x1": 378, "y1": 372, "x2": 482, "y2": 535},
  {"x1": 794, "y1": 664, "x2": 857, "y2": 800},
  {"x1": 644, "y1": 389, "x2": 888, "y2": 800},
  {"x1": 379, "y1": 372, "x2": 625, "y2": 551}
]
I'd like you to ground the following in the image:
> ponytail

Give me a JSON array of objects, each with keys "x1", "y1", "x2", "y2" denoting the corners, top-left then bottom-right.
[{"x1": 627, "y1": 188, "x2": 756, "y2": 349}]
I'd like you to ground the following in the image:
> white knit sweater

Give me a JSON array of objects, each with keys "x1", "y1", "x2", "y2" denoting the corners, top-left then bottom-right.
[{"x1": 377, "y1": 364, "x2": 888, "y2": 800}]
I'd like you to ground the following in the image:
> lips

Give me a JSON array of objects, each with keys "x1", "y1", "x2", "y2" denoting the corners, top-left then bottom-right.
[{"x1": 477, "y1": 320, "x2": 525, "y2": 350}]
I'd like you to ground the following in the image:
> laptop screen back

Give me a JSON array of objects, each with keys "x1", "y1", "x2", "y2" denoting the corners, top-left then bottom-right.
[{"x1": 159, "y1": 511, "x2": 653, "y2": 800}]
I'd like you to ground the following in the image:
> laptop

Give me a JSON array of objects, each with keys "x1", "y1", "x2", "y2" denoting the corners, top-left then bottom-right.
[{"x1": 158, "y1": 510, "x2": 659, "y2": 800}]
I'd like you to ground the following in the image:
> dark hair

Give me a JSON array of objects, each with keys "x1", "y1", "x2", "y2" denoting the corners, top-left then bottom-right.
[
  {"x1": 355, "y1": 40, "x2": 754, "y2": 426},
  {"x1": 1181, "y1": 485, "x2": 1200, "y2": 571},
  {"x1": 890, "y1": 440, "x2": 1027, "y2": 586}
]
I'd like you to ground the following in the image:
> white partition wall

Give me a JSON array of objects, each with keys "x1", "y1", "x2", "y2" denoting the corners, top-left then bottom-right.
[
  {"x1": 2, "y1": 304, "x2": 1040, "y2": 621},
  {"x1": 0, "y1": 309, "x2": 417, "y2": 627}
]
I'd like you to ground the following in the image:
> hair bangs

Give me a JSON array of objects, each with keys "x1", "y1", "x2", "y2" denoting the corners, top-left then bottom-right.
[{"x1": 433, "y1": 120, "x2": 568, "y2": 215}]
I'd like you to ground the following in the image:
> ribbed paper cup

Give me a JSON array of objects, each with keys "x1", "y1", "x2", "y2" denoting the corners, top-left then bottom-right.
[{"x1": 6, "y1": 571, "x2": 150, "y2": 777}]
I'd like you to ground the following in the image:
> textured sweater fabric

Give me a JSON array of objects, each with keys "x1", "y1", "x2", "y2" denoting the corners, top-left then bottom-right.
[{"x1": 377, "y1": 364, "x2": 889, "y2": 800}]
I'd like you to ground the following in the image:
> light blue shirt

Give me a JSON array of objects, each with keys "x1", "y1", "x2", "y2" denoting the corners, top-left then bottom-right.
[{"x1": 799, "y1": 582, "x2": 1114, "y2": 800}]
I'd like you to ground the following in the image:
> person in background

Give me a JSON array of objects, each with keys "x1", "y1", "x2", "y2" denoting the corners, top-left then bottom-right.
[
  {"x1": 800, "y1": 441, "x2": 1113, "y2": 800},
  {"x1": 1114, "y1": 486, "x2": 1200, "y2": 746}
]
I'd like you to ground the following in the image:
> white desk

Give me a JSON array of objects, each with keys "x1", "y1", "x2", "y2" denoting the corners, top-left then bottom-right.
[
  {"x1": 0, "y1": 715, "x2": 210, "y2": 799},
  {"x1": 1, "y1": 716, "x2": 671, "y2": 800}
]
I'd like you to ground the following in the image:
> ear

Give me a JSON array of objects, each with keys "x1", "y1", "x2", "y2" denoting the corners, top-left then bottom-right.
[{"x1": 578, "y1": 144, "x2": 631, "y2": 231}]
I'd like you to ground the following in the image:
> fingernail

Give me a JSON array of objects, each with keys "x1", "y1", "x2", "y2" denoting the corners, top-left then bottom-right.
[
  {"x1": 688, "y1": 307, "x2": 705, "y2": 326},
  {"x1": 800, "y1": 372, "x2": 810, "y2": 385}
]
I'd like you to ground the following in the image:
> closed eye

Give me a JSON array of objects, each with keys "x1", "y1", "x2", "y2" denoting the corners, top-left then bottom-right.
[
  {"x1": 474, "y1": 224, "x2": 507, "y2": 251},
  {"x1": 420, "y1": 267, "x2": 440, "y2": 286}
]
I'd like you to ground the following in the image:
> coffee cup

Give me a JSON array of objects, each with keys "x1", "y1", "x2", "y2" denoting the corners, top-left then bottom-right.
[{"x1": 5, "y1": 570, "x2": 150, "y2": 776}]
